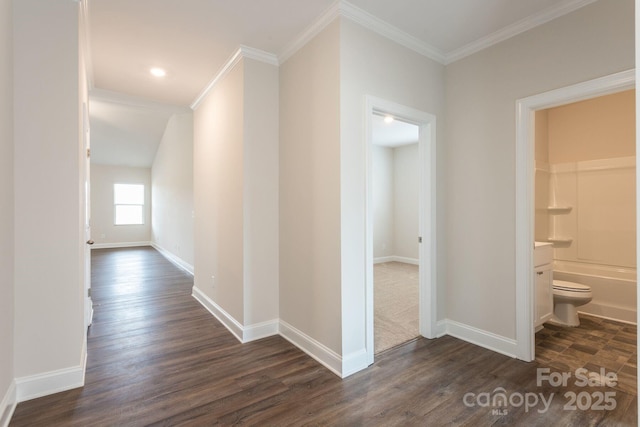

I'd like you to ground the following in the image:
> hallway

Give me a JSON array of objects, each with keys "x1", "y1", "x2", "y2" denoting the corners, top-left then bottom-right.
[
  {"x1": 9, "y1": 247, "x2": 637, "y2": 425},
  {"x1": 12, "y1": 247, "x2": 322, "y2": 425}
]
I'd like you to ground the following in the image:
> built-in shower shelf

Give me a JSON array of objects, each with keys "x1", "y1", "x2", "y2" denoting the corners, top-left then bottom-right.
[
  {"x1": 547, "y1": 237, "x2": 573, "y2": 245},
  {"x1": 547, "y1": 206, "x2": 572, "y2": 214}
]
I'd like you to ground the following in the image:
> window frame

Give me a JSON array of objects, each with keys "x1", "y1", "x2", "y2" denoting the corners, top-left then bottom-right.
[{"x1": 113, "y1": 183, "x2": 145, "y2": 226}]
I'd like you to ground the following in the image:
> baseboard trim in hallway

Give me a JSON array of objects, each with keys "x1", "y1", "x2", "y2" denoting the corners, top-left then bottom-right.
[
  {"x1": 441, "y1": 319, "x2": 518, "y2": 359},
  {"x1": 14, "y1": 364, "x2": 85, "y2": 404},
  {"x1": 191, "y1": 286, "x2": 280, "y2": 344},
  {"x1": 151, "y1": 242, "x2": 194, "y2": 275},
  {"x1": 0, "y1": 381, "x2": 16, "y2": 427},
  {"x1": 278, "y1": 320, "x2": 343, "y2": 377},
  {"x1": 90, "y1": 241, "x2": 151, "y2": 250},
  {"x1": 13, "y1": 339, "x2": 87, "y2": 405},
  {"x1": 192, "y1": 286, "x2": 343, "y2": 377},
  {"x1": 192, "y1": 286, "x2": 245, "y2": 342}
]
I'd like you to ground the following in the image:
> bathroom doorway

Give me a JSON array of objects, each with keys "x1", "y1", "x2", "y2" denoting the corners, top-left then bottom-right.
[
  {"x1": 532, "y1": 89, "x2": 637, "y2": 370},
  {"x1": 364, "y1": 96, "x2": 437, "y2": 365},
  {"x1": 515, "y1": 70, "x2": 636, "y2": 361}
]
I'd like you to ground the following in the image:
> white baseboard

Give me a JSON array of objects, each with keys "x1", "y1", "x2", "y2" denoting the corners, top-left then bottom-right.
[
  {"x1": 243, "y1": 319, "x2": 280, "y2": 342},
  {"x1": 194, "y1": 289, "x2": 434, "y2": 377},
  {"x1": 192, "y1": 286, "x2": 244, "y2": 342},
  {"x1": 15, "y1": 363, "x2": 85, "y2": 403},
  {"x1": 374, "y1": 256, "x2": 419, "y2": 265},
  {"x1": 435, "y1": 320, "x2": 448, "y2": 338},
  {"x1": 192, "y1": 289, "x2": 345, "y2": 377},
  {"x1": 392, "y1": 256, "x2": 419, "y2": 265},
  {"x1": 0, "y1": 381, "x2": 16, "y2": 427},
  {"x1": 15, "y1": 341, "x2": 87, "y2": 403},
  {"x1": 341, "y1": 348, "x2": 369, "y2": 378},
  {"x1": 91, "y1": 241, "x2": 151, "y2": 250},
  {"x1": 279, "y1": 320, "x2": 342, "y2": 377},
  {"x1": 191, "y1": 286, "x2": 278, "y2": 344},
  {"x1": 579, "y1": 304, "x2": 637, "y2": 325},
  {"x1": 151, "y1": 242, "x2": 194, "y2": 275},
  {"x1": 442, "y1": 319, "x2": 518, "y2": 359}
]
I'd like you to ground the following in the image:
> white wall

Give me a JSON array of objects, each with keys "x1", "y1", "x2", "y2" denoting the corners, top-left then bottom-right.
[
  {"x1": 372, "y1": 143, "x2": 419, "y2": 262},
  {"x1": 0, "y1": 0, "x2": 14, "y2": 419},
  {"x1": 373, "y1": 145, "x2": 394, "y2": 259},
  {"x1": 340, "y1": 18, "x2": 446, "y2": 361},
  {"x1": 444, "y1": 0, "x2": 634, "y2": 340},
  {"x1": 242, "y1": 58, "x2": 279, "y2": 326},
  {"x1": 151, "y1": 112, "x2": 194, "y2": 270},
  {"x1": 393, "y1": 143, "x2": 419, "y2": 261},
  {"x1": 279, "y1": 20, "x2": 343, "y2": 355},
  {"x1": 194, "y1": 62, "x2": 245, "y2": 324},
  {"x1": 194, "y1": 56, "x2": 279, "y2": 333},
  {"x1": 91, "y1": 164, "x2": 152, "y2": 247},
  {"x1": 13, "y1": 0, "x2": 86, "y2": 389}
]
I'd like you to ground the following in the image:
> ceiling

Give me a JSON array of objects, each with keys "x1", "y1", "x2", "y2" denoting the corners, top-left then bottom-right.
[
  {"x1": 87, "y1": 0, "x2": 597, "y2": 166},
  {"x1": 89, "y1": 90, "x2": 188, "y2": 167},
  {"x1": 372, "y1": 115, "x2": 419, "y2": 148}
]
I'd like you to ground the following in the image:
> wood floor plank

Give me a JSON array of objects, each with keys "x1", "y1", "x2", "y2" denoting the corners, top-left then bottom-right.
[{"x1": 9, "y1": 246, "x2": 637, "y2": 426}]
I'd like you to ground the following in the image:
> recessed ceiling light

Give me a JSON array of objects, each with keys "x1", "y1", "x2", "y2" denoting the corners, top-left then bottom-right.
[
  {"x1": 384, "y1": 115, "x2": 394, "y2": 124},
  {"x1": 150, "y1": 67, "x2": 166, "y2": 77}
]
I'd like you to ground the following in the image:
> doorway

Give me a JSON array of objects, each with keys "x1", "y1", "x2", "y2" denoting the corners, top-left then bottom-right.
[
  {"x1": 514, "y1": 70, "x2": 635, "y2": 361},
  {"x1": 364, "y1": 96, "x2": 437, "y2": 365},
  {"x1": 371, "y1": 114, "x2": 420, "y2": 353}
]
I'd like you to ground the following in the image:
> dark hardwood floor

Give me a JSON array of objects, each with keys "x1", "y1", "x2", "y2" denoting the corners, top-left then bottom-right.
[
  {"x1": 536, "y1": 315, "x2": 637, "y2": 397},
  {"x1": 10, "y1": 247, "x2": 637, "y2": 426}
]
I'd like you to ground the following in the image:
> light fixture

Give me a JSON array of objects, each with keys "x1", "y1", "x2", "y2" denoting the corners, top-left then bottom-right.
[
  {"x1": 150, "y1": 67, "x2": 167, "y2": 77},
  {"x1": 384, "y1": 115, "x2": 394, "y2": 124}
]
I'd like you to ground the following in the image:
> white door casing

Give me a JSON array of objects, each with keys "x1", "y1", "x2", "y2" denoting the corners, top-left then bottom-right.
[
  {"x1": 83, "y1": 101, "x2": 93, "y2": 329},
  {"x1": 364, "y1": 96, "x2": 437, "y2": 365},
  {"x1": 514, "y1": 69, "x2": 635, "y2": 361}
]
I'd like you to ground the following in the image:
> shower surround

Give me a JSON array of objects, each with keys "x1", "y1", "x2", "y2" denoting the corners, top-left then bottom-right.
[{"x1": 535, "y1": 156, "x2": 636, "y2": 323}]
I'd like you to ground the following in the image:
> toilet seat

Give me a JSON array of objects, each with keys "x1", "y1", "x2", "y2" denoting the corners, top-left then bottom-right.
[{"x1": 553, "y1": 280, "x2": 590, "y2": 293}]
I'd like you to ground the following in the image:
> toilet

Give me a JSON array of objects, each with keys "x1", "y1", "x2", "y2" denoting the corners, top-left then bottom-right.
[{"x1": 552, "y1": 280, "x2": 592, "y2": 326}]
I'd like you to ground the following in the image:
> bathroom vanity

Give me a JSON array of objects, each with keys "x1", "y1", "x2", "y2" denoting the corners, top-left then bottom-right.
[{"x1": 534, "y1": 242, "x2": 553, "y2": 329}]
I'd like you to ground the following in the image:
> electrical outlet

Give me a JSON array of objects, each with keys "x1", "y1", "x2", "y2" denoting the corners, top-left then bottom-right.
[{"x1": 211, "y1": 275, "x2": 215, "y2": 288}]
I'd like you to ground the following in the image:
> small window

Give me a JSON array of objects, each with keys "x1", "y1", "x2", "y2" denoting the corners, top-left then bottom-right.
[{"x1": 114, "y1": 184, "x2": 144, "y2": 225}]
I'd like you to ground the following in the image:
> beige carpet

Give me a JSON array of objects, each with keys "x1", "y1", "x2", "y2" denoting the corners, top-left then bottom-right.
[{"x1": 374, "y1": 261, "x2": 419, "y2": 353}]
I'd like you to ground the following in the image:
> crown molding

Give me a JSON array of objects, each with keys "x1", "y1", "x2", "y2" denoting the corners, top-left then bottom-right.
[
  {"x1": 90, "y1": 88, "x2": 190, "y2": 114},
  {"x1": 338, "y1": 1, "x2": 446, "y2": 64},
  {"x1": 279, "y1": 0, "x2": 446, "y2": 65},
  {"x1": 239, "y1": 45, "x2": 279, "y2": 66},
  {"x1": 190, "y1": 46, "x2": 279, "y2": 110},
  {"x1": 191, "y1": 0, "x2": 599, "y2": 107},
  {"x1": 190, "y1": 48, "x2": 243, "y2": 110},
  {"x1": 279, "y1": 0, "x2": 597, "y2": 67},
  {"x1": 444, "y1": 0, "x2": 598, "y2": 64},
  {"x1": 278, "y1": 0, "x2": 342, "y2": 63}
]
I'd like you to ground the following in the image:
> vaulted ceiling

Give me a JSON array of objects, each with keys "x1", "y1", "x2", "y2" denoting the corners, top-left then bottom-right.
[{"x1": 87, "y1": 0, "x2": 597, "y2": 165}]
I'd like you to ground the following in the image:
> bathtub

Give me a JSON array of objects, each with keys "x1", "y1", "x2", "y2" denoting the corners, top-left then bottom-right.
[{"x1": 553, "y1": 260, "x2": 637, "y2": 324}]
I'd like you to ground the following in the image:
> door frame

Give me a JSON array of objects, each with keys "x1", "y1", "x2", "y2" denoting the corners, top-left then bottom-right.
[
  {"x1": 364, "y1": 96, "x2": 437, "y2": 365},
  {"x1": 82, "y1": 101, "x2": 93, "y2": 330},
  {"x1": 514, "y1": 69, "x2": 635, "y2": 361}
]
